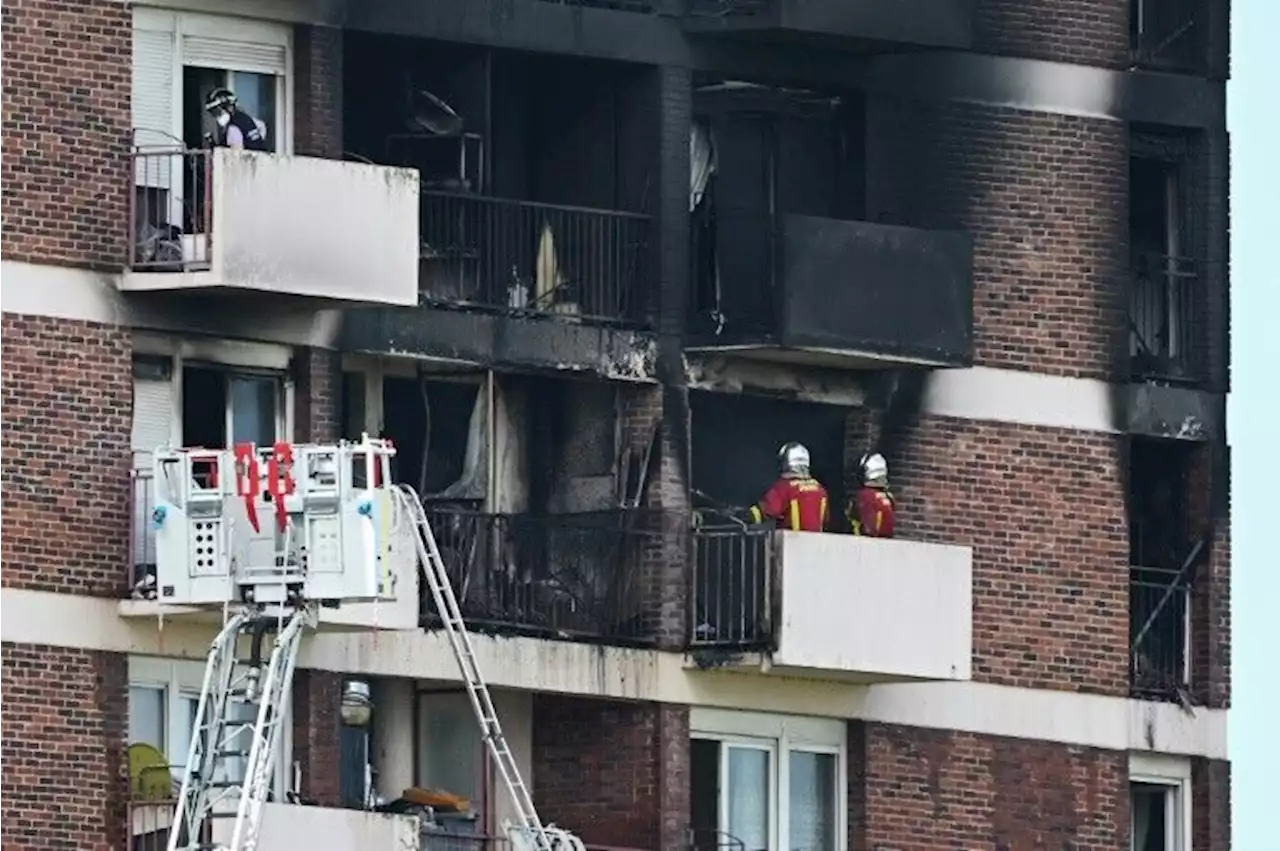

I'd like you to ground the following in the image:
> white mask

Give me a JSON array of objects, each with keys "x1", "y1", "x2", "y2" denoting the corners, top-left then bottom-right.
[{"x1": 215, "y1": 111, "x2": 231, "y2": 128}]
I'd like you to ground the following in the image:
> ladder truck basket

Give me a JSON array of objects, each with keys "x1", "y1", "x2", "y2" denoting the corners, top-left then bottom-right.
[{"x1": 150, "y1": 435, "x2": 400, "y2": 608}]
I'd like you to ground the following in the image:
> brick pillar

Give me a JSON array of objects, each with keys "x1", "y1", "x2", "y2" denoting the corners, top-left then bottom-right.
[
  {"x1": 291, "y1": 669, "x2": 343, "y2": 807},
  {"x1": 532, "y1": 695, "x2": 690, "y2": 850},
  {"x1": 293, "y1": 347, "x2": 341, "y2": 444},
  {"x1": 293, "y1": 25, "x2": 343, "y2": 158},
  {"x1": 1, "y1": 644, "x2": 129, "y2": 851},
  {"x1": 1186, "y1": 441, "x2": 1231, "y2": 708},
  {"x1": 1192, "y1": 758, "x2": 1231, "y2": 851}
]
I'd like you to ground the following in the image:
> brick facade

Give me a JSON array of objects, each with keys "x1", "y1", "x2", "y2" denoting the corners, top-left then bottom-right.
[
  {"x1": 866, "y1": 100, "x2": 1128, "y2": 381},
  {"x1": 0, "y1": 0, "x2": 132, "y2": 269},
  {"x1": 1192, "y1": 758, "x2": 1231, "y2": 851},
  {"x1": 849, "y1": 722, "x2": 1128, "y2": 851},
  {"x1": 293, "y1": 25, "x2": 344, "y2": 159},
  {"x1": 531, "y1": 695, "x2": 690, "y2": 850},
  {"x1": 0, "y1": 315, "x2": 133, "y2": 597},
  {"x1": 293, "y1": 346, "x2": 343, "y2": 444},
  {"x1": 972, "y1": 0, "x2": 1130, "y2": 67},
  {"x1": 291, "y1": 669, "x2": 344, "y2": 808},
  {"x1": 850, "y1": 411, "x2": 1130, "y2": 696},
  {"x1": 1, "y1": 643, "x2": 129, "y2": 851}
]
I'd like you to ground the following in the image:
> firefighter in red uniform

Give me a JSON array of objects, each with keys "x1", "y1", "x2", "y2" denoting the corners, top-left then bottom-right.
[
  {"x1": 848, "y1": 452, "x2": 896, "y2": 538},
  {"x1": 747, "y1": 442, "x2": 829, "y2": 532}
]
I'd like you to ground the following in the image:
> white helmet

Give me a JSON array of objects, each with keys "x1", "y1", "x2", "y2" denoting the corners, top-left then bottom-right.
[
  {"x1": 778, "y1": 442, "x2": 810, "y2": 476},
  {"x1": 861, "y1": 452, "x2": 888, "y2": 486}
]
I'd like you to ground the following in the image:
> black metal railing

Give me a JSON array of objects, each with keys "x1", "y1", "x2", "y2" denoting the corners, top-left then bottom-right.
[
  {"x1": 129, "y1": 147, "x2": 213, "y2": 272},
  {"x1": 419, "y1": 191, "x2": 652, "y2": 327},
  {"x1": 1130, "y1": 564, "x2": 1192, "y2": 701},
  {"x1": 688, "y1": 517, "x2": 775, "y2": 649},
  {"x1": 690, "y1": 829, "x2": 748, "y2": 851},
  {"x1": 127, "y1": 798, "x2": 208, "y2": 851},
  {"x1": 129, "y1": 466, "x2": 158, "y2": 598},
  {"x1": 1129, "y1": 251, "x2": 1203, "y2": 383},
  {"x1": 1130, "y1": 0, "x2": 1203, "y2": 70},
  {"x1": 419, "y1": 507, "x2": 665, "y2": 644}
]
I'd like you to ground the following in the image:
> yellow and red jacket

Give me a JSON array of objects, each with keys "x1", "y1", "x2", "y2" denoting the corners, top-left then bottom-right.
[
  {"x1": 749, "y1": 476, "x2": 829, "y2": 532},
  {"x1": 849, "y1": 485, "x2": 896, "y2": 538}
]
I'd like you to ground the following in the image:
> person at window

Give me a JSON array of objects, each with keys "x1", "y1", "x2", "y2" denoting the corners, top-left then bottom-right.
[
  {"x1": 848, "y1": 452, "x2": 896, "y2": 538},
  {"x1": 747, "y1": 442, "x2": 829, "y2": 532},
  {"x1": 203, "y1": 87, "x2": 268, "y2": 152}
]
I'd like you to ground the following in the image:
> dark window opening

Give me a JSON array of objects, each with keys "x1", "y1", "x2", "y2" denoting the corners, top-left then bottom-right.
[
  {"x1": 1130, "y1": 782, "x2": 1173, "y2": 851},
  {"x1": 1129, "y1": 141, "x2": 1200, "y2": 383},
  {"x1": 691, "y1": 738, "x2": 729, "y2": 851},
  {"x1": 1128, "y1": 436, "x2": 1198, "y2": 701},
  {"x1": 381, "y1": 373, "x2": 483, "y2": 498},
  {"x1": 1129, "y1": 0, "x2": 1204, "y2": 71},
  {"x1": 343, "y1": 36, "x2": 655, "y2": 325},
  {"x1": 690, "y1": 80, "x2": 866, "y2": 337},
  {"x1": 180, "y1": 365, "x2": 280, "y2": 450}
]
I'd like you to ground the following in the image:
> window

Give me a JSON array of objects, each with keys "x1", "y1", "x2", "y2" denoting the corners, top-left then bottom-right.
[
  {"x1": 690, "y1": 711, "x2": 845, "y2": 851},
  {"x1": 416, "y1": 691, "x2": 486, "y2": 835},
  {"x1": 129, "y1": 657, "x2": 291, "y2": 798},
  {"x1": 1130, "y1": 755, "x2": 1191, "y2": 851}
]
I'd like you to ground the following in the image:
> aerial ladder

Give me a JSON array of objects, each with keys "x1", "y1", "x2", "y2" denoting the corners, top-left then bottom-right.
[{"x1": 150, "y1": 436, "x2": 582, "y2": 851}]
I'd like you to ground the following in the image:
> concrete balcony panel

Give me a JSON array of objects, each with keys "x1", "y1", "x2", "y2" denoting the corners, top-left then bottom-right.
[
  {"x1": 690, "y1": 528, "x2": 972, "y2": 683},
  {"x1": 123, "y1": 148, "x2": 420, "y2": 306}
]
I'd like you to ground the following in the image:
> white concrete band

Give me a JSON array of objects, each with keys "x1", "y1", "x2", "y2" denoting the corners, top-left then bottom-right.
[{"x1": 1, "y1": 588, "x2": 1228, "y2": 760}]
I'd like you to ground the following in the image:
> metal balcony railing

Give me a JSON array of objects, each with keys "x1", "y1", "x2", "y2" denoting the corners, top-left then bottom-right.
[
  {"x1": 1130, "y1": 0, "x2": 1202, "y2": 70},
  {"x1": 1130, "y1": 563, "x2": 1192, "y2": 701},
  {"x1": 534, "y1": 0, "x2": 654, "y2": 10},
  {"x1": 1129, "y1": 251, "x2": 1204, "y2": 383},
  {"x1": 419, "y1": 191, "x2": 652, "y2": 327},
  {"x1": 129, "y1": 147, "x2": 213, "y2": 272},
  {"x1": 419, "y1": 506, "x2": 667, "y2": 645},
  {"x1": 127, "y1": 798, "x2": 206, "y2": 851},
  {"x1": 688, "y1": 516, "x2": 775, "y2": 650},
  {"x1": 129, "y1": 467, "x2": 158, "y2": 598}
]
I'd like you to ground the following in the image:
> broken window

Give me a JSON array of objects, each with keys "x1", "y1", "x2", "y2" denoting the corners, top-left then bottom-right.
[
  {"x1": 1130, "y1": 0, "x2": 1204, "y2": 71},
  {"x1": 1130, "y1": 134, "x2": 1201, "y2": 382},
  {"x1": 1128, "y1": 437, "x2": 1197, "y2": 700},
  {"x1": 690, "y1": 81, "x2": 864, "y2": 337}
]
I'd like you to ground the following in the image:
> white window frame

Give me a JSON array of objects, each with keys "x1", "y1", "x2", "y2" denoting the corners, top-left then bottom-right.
[
  {"x1": 1129, "y1": 753, "x2": 1192, "y2": 851},
  {"x1": 129, "y1": 655, "x2": 293, "y2": 800},
  {"x1": 133, "y1": 7, "x2": 294, "y2": 155},
  {"x1": 691, "y1": 709, "x2": 848, "y2": 851}
]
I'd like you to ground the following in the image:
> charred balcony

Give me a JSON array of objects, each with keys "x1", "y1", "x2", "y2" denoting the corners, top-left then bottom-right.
[
  {"x1": 682, "y1": 0, "x2": 972, "y2": 51},
  {"x1": 688, "y1": 84, "x2": 973, "y2": 369},
  {"x1": 339, "y1": 38, "x2": 659, "y2": 378}
]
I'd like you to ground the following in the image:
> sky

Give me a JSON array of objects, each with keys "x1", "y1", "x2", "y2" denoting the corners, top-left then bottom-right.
[{"x1": 1227, "y1": 0, "x2": 1276, "y2": 845}]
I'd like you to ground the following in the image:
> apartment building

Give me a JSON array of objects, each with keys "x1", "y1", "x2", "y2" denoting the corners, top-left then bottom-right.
[{"x1": 0, "y1": 0, "x2": 1231, "y2": 848}]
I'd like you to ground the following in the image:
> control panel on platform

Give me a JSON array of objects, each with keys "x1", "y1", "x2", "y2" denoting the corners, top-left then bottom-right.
[{"x1": 150, "y1": 435, "x2": 403, "y2": 608}]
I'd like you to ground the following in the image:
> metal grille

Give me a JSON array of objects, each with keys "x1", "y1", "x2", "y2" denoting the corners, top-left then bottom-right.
[
  {"x1": 1129, "y1": 251, "x2": 1204, "y2": 383},
  {"x1": 1130, "y1": 564, "x2": 1192, "y2": 701},
  {"x1": 689, "y1": 521, "x2": 774, "y2": 649},
  {"x1": 129, "y1": 147, "x2": 213, "y2": 272}
]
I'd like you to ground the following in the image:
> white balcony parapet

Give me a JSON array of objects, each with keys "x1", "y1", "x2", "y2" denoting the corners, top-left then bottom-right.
[{"x1": 124, "y1": 148, "x2": 420, "y2": 306}]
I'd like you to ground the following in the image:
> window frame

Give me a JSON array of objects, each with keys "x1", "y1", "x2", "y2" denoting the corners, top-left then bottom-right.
[
  {"x1": 1129, "y1": 754, "x2": 1193, "y2": 851},
  {"x1": 691, "y1": 709, "x2": 848, "y2": 851},
  {"x1": 129, "y1": 655, "x2": 293, "y2": 800}
]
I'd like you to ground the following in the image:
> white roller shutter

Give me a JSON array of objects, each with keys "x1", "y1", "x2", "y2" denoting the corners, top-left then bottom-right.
[
  {"x1": 132, "y1": 371, "x2": 175, "y2": 572},
  {"x1": 132, "y1": 24, "x2": 177, "y2": 189},
  {"x1": 181, "y1": 36, "x2": 287, "y2": 75}
]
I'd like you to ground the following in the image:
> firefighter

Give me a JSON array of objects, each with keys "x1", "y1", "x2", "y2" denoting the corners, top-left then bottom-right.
[
  {"x1": 747, "y1": 442, "x2": 829, "y2": 532},
  {"x1": 848, "y1": 452, "x2": 895, "y2": 538},
  {"x1": 203, "y1": 87, "x2": 269, "y2": 151}
]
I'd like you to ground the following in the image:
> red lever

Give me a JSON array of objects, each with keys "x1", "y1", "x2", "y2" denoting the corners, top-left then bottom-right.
[{"x1": 233, "y1": 442, "x2": 261, "y2": 534}]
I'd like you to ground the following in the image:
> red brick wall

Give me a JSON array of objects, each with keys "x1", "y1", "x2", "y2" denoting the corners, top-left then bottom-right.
[
  {"x1": 291, "y1": 669, "x2": 343, "y2": 808},
  {"x1": 1, "y1": 643, "x2": 129, "y2": 851},
  {"x1": 293, "y1": 25, "x2": 344, "y2": 159},
  {"x1": 866, "y1": 100, "x2": 1128, "y2": 381},
  {"x1": 1, "y1": 315, "x2": 133, "y2": 596},
  {"x1": 850, "y1": 722, "x2": 1128, "y2": 851},
  {"x1": 293, "y1": 347, "x2": 342, "y2": 444},
  {"x1": 1185, "y1": 443, "x2": 1231, "y2": 708},
  {"x1": 531, "y1": 695, "x2": 689, "y2": 850},
  {"x1": 1192, "y1": 758, "x2": 1231, "y2": 851},
  {"x1": 859, "y1": 413, "x2": 1130, "y2": 695},
  {"x1": 972, "y1": 0, "x2": 1130, "y2": 67},
  {"x1": 0, "y1": 0, "x2": 131, "y2": 269}
]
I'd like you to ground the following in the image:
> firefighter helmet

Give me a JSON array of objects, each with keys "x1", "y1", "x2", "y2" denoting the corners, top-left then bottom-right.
[
  {"x1": 861, "y1": 452, "x2": 889, "y2": 486},
  {"x1": 778, "y1": 442, "x2": 811, "y2": 477},
  {"x1": 203, "y1": 87, "x2": 237, "y2": 115}
]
